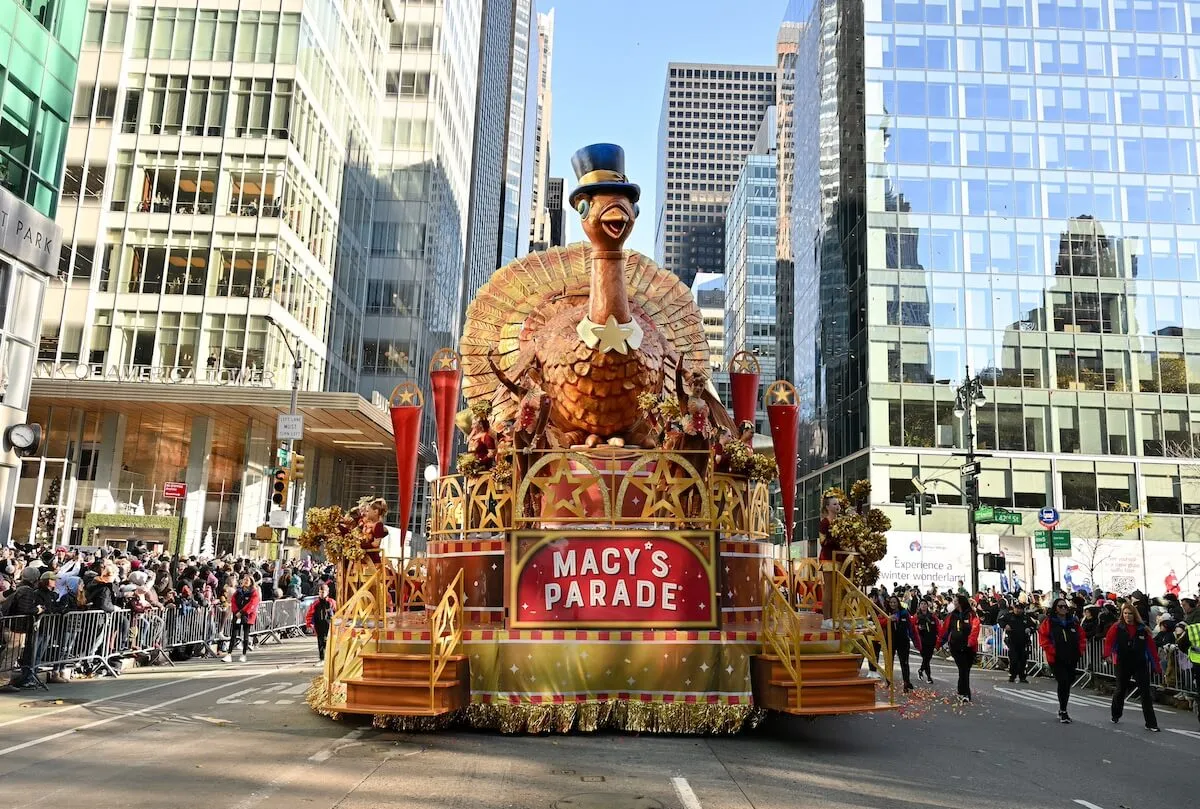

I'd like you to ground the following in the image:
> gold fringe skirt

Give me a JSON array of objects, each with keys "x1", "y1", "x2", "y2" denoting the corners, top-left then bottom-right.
[{"x1": 305, "y1": 676, "x2": 762, "y2": 735}]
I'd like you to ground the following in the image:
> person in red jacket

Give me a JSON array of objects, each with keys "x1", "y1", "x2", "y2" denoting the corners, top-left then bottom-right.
[
  {"x1": 305, "y1": 582, "x2": 337, "y2": 662},
  {"x1": 223, "y1": 574, "x2": 260, "y2": 663},
  {"x1": 1038, "y1": 596, "x2": 1088, "y2": 724},
  {"x1": 1103, "y1": 602, "x2": 1161, "y2": 732},
  {"x1": 938, "y1": 594, "x2": 981, "y2": 703}
]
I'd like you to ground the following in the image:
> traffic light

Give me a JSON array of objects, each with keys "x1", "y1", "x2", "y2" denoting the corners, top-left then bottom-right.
[
  {"x1": 981, "y1": 553, "x2": 1008, "y2": 573},
  {"x1": 905, "y1": 494, "x2": 917, "y2": 515},
  {"x1": 271, "y1": 467, "x2": 289, "y2": 507},
  {"x1": 291, "y1": 453, "x2": 305, "y2": 481},
  {"x1": 920, "y1": 493, "x2": 933, "y2": 515},
  {"x1": 964, "y1": 475, "x2": 979, "y2": 508}
]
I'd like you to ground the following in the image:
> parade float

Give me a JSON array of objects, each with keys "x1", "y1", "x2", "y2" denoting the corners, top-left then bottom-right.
[{"x1": 307, "y1": 145, "x2": 894, "y2": 734}]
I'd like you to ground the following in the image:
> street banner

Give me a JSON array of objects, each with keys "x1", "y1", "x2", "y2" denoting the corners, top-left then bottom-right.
[
  {"x1": 510, "y1": 530, "x2": 717, "y2": 628},
  {"x1": 878, "y1": 532, "x2": 973, "y2": 593},
  {"x1": 428, "y1": 348, "x2": 462, "y2": 478},
  {"x1": 388, "y1": 381, "x2": 424, "y2": 545},
  {"x1": 728, "y1": 350, "x2": 761, "y2": 427},
  {"x1": 765, "y1": 381, "x2": 799, "y2": 550}
]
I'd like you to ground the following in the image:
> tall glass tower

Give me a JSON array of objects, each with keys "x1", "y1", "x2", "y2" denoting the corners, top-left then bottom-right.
[{"x1": 793, "y1": 0, "x2": 1200, "y2": 592}]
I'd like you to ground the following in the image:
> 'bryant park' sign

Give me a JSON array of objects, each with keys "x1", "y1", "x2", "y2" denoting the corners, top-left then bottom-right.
[{"x1": 509, "y1": 531, "x2": 718, "y2": 629}]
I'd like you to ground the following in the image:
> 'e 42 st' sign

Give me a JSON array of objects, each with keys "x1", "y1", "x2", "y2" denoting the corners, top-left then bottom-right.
[{"x1": 509, "y1": 531, "x2": 718, "y2": 629}]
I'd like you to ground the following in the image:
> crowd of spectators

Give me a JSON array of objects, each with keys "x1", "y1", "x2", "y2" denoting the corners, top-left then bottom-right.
[{"x1": 0, "y1": 542, "x2": 337, "y2": 690}]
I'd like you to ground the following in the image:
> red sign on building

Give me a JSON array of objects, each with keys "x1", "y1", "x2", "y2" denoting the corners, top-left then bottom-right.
[
  {"x1": 163, "y1": 482, "x2": 187, "y2": 499},
  {"x1": 509, "y1": 531, "x2": 717, "y2": 629}
]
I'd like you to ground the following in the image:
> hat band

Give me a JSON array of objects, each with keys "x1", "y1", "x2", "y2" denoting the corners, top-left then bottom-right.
[{"x1": 577, "y1": 169, "x2": 627, "y2": 187}]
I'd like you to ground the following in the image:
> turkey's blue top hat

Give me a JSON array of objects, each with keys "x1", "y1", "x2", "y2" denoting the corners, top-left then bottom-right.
[{"x1": 569, "y1": 143, "x2": 640, "y2": 208}]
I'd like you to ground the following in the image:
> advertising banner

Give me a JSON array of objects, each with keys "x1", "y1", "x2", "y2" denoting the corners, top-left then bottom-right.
[
  {"x1": 510, "y1": 530, "x2": 717, "y2": 628},
  {"x1": 877, "y1": 532, "x2": 973, "y2": 593}
]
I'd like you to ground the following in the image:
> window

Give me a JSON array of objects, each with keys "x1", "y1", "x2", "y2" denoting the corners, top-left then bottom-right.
[
  {"x1": 95, "y1": 87, "x2": 118, "y2": 122},
  {"x1": 73, "y1": 84, "x2": 94, "y2": 121}
]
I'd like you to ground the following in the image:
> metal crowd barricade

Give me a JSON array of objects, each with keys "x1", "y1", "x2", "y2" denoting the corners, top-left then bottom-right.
[{"x1": 2, "y1": 596, "x2": 308, "y2": 686}]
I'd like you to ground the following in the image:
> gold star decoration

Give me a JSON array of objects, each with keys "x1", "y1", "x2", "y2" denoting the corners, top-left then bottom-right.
[
  {"x1": 576, "y1": 314, "x2": 644, "y2": 355},
  {"x1": 390, "y1": 381, "x2": 423, "y2": 407},
  {"x1": 765, "y1": 380, "x2": 796, "y2": 405}
]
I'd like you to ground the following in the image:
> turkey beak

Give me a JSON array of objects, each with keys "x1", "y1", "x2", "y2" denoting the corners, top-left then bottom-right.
[{"x1": 599, "y1": 203, "x2": 632, "y2": 240}]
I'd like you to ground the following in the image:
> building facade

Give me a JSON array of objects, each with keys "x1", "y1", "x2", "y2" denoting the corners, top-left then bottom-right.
[
  {"x1": 21, "y1": 0, "x2": 518, "y2": 554},
  {"x1": 655, "y1": 62, "x2": 776, "y2": 287},
  {"x1": 724, "y1": 109, "x2": 778, "y2": 434},
  {"x1": 774, "y1": 10, "x2": 802, "y2": 386},
  {"x1": 527, "y1": 8, "x2": 554, "y2": 252},
  {"x1": 463, "y1": 0, "x2": 536, "y2": 303},
  {"x1": 0, "y1": 0, "x2": 84, "y2": 544},
  {"x1": 690, "y1": 272, "x2": 730, "y2": 405},
  {"x1": 792, "y1": 0, "x2": 1200, "y2": 590}
]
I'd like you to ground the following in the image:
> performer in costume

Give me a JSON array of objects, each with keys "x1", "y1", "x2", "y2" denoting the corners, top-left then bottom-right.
[
  {"x1": 818, "y1": 492, "x2": 842, "y2": 620},
  {"x1": 359, "y1": 498, "x2": 388, "y2": 564}
]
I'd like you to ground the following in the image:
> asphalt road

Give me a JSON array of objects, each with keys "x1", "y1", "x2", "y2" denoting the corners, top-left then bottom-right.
[{"x1": 0, "y1": 640, "x2": 1196, "y2": 809}]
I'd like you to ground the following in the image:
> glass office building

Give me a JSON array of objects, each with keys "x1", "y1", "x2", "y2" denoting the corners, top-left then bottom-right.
[
  {"x1": 725, "y1": 111, "x2": 779, "y2": 434},
  {"x1": 793, "y1": 0, "x2": 1200, "y2": 589},
  {"x1": 0, "y1": 0, "x2": 84, "y2": 544}
]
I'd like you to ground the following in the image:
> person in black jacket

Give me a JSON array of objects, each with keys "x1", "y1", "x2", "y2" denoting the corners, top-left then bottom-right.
[
  {"x1": 914, "y1": 599, "x2": 940, "y2": 684},
  {"x1": 2, "y1": 569, "x2": 62, "y2": 689},
  {"x1": 1000, "y1": 601, "x2": 1037, "y2": 683}
]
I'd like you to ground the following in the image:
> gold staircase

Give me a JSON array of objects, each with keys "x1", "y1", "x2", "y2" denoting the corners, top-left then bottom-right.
[
  {"x1": 752, "y1": 561, "x2": 895, "y2": 716},
  {"x1": 328, "y1": 566, "x2": 469, "y2": 717}
]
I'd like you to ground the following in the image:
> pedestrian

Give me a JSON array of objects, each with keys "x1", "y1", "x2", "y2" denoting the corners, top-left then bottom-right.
[
  {"x1": 939, "y1": 594, "x2": 980, "y2": 703},
  {"x1": 1104, "y1": 602, "x2": 1161, "y2": 732},
  {"x1": 884, "y1": 595, "x2": 918, "y2": 692},
  {"x1": 1000, "y1": 600, "x2": 1036, "y2": 683},
  {"x1": 1182, "y1": 599, "x2": 1200, "y2": 726},
  {"x1": 223, "y1": 574, "x2": 260, "y2": 663},
  {"x1": 914, "y1": 599, "x2": 939, "y2": 684},
  {"x1": 305, "y1": 582, "x2": 336, "y2": 662},
  {"x1": 1037, "y1": 597, "x2": 1087, "y2": 724}
]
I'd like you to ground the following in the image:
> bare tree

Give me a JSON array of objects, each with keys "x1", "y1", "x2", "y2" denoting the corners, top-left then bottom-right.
[{"x1": 1075, "y1": 501, "x2": 1152, "y2": 592}]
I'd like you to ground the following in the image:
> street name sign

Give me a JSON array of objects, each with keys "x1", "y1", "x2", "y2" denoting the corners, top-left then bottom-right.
[{"x1": 993, "y1": 507, "x2": 1022, "y2": 525}]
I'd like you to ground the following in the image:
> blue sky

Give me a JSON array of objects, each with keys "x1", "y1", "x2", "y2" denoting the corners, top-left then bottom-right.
[{"x1": 545, "y1": 0, "x2": 786, "y2": 255}]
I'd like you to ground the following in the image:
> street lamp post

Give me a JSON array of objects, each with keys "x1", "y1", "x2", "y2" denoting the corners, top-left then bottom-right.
[
  {"x1": 954, "y1": 366, "x2": 987, "y2": 595},
  {"x1": 265, "y1": 315, "x2": 302, "y2": 539}
]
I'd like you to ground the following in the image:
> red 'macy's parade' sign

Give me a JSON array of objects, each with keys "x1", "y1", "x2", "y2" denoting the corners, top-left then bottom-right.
[{"x1": 510, "y1": 531, "x2": 717, "y2": 628}]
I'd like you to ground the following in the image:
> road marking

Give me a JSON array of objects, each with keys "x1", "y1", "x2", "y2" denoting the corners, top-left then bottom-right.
[
  {"x1": 0, "y1": 669, "x2": 280, "y2": 758},
  {"x1": 309, "y1": 728, "x2": 366, "y2": 762},
  {"x1": 1167, "y1": 729, "x2": 1200, "y2": 740},
  {"x1": 0, "y1": 676, "x2": 191, "y2": 728},
  {"x1": 216, "y1": 687, "x2": 260, "y2": 704},
  {"x1": 672, "y1": 777, "x2": 703, "y2": 809},
  {"x1": 1074, "y1": 800, "x2": 1106, "y2": 809}
]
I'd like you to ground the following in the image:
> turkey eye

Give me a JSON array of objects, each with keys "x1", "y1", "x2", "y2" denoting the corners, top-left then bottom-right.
[
  {"x1": 576, "y1": 199, "x2": 590, "y2": 218},
  {"x1": 633, "y1": 203, "x2": 640, "y2": 219}
]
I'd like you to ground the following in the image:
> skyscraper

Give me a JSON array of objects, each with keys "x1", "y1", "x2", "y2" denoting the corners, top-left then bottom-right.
[
  {"x1": 0, "y1": 0, "x2": 84, "y2": 543},
  {"x1": 528, "y1": 9, "x2": 556, "y2": 253},
  {"x1": 20, "y1": 1, "x2": 518, "y2": 551},
  {"x1": 791, "y1": 0, "x2": 1200, "y2": 589},
  {"x1": 655, "y1": 62, "x2": 775, "y2": 287},
  {"x1": 725, "y1": 109, "x2": 778, "y2": 434},
  {"x1": 773, "y1": 10, "x2": 802, "y2": 385},
  {"x1": 464, "y1": 0, "x2": 538, "y2": 305}
]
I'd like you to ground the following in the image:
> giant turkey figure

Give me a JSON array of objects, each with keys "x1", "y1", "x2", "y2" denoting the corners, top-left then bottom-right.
[{"x1": 460, "y1": 144, "x2": 731, "y2": 447}]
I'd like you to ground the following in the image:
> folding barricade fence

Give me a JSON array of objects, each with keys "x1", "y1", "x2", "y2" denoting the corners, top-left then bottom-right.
[{"x1": 0, "y1": 598, "x2": 306, "y2": 686}]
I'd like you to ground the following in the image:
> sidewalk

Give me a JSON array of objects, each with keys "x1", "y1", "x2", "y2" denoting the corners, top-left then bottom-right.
[{"x1": 0, "y1": 636, "x2": 320, "y2": 726}]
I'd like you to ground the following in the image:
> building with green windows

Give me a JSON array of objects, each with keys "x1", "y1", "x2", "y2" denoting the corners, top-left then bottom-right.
[{"x1": 0, "y1": 0, "x2": 84, "y2": 543}]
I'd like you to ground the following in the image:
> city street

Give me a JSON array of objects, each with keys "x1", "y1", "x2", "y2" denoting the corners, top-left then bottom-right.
[{"x1": 0, "y1": 639, "x2": 1195, "y2": 809}]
